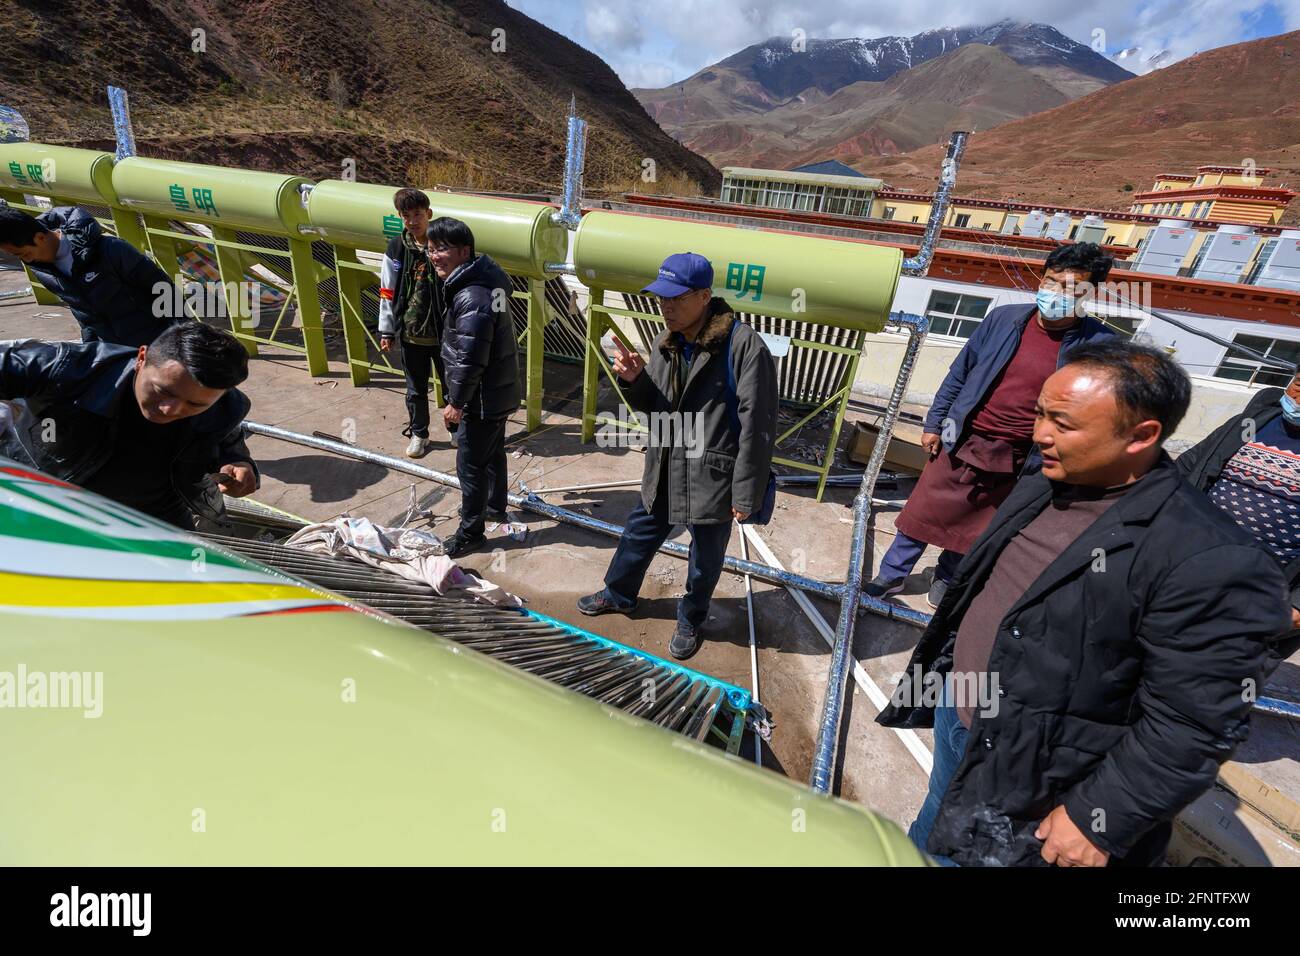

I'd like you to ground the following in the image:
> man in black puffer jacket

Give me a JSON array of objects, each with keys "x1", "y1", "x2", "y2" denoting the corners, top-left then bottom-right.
[
  {"x1": 427, "y1": 217, "x2": 519, "y2": 558},
  {"x1": 0, "y1": 205, "x2": 173, "y2": 347}
]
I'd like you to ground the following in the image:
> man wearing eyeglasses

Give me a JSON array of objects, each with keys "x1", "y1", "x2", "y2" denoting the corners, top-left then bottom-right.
[{"x1": 577, "y1": 252, "x2": 778, "y2": 661}]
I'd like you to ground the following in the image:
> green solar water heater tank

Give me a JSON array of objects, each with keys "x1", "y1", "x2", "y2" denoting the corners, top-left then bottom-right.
[
  {"x1": 306, "y1": 179, "x2": 566, "y2": 278},
  {"x1": 0, "y1": 143, "x2": 119, "y2": 204},
  {"x1": 110, "y1": 155, "x2": 313, "y2": 232},
  {"x1": 573, "y1": 209, "x2": 903, "y2": 330}
]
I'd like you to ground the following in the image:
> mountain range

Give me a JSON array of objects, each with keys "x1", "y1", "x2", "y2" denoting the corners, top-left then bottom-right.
[
  {"x1": 635, "y1": 20, "x2": 1135, "y2": 168},
  {"x1": 866, "y1": 29, "x2": 1300, "y2": 224}
]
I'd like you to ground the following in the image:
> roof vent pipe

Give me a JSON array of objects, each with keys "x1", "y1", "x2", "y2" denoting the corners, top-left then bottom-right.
[
  {"x1": 553, "y1": 95, "x2": 587, "y2": 230},
  {"x1": 901, "y1": 130, "x2": 969, "y2": 276},
  {"x1": 107, "y1": 85, "x2": 137, "y2": 161}
]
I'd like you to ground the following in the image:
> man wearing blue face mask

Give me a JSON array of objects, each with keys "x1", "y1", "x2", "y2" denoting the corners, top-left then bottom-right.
[
  {"x1": 866, "y1": 242, "x2": 1116, "y2": 608},
  {"x1": 1177, "y1": 368, "x2": 1300, "y2": 631}
]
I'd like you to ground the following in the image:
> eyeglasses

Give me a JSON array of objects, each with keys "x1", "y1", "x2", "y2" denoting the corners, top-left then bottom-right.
[{"x1": 656, "y1": 289, "x2": 706, "y2": 310}]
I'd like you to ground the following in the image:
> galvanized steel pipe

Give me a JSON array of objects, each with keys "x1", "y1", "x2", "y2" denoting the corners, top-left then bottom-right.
[
  {"x1": 902, "y1": 131, "x2": 969, "y2": 276},
  {"x1": 809, "y1": 312, "x2": 930, "y2": 793},
  {"x1": 241, "y1": 420, "x2": 846, "y2": 602}
]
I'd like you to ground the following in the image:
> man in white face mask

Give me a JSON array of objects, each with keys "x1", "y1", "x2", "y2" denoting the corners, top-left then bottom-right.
[
  {"x1": 1177, "y1": 366, "x2": 1300, "y2": 632},
  {"x1": 866, "y1": 242, "x2": 1117, "y2": 609}
]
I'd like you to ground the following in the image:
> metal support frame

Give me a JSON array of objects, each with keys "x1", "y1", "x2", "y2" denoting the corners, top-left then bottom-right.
[
  {"x1": 140, "y1": 219, "x2": 328, "y2": 375},
  {"x1": 333, "y1": 250, "x2": 405, "y2": 387},
  {"x1": 243, "y1": 419, "x2": 877, "y2": 607},
  {"x1": 808, "y1": 312, "x2": 929, "y2": 792}
]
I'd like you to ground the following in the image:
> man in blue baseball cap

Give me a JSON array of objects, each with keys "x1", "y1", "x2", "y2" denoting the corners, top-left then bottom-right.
[{"x1": 578, "y1": 252, "x2": 779, "y2": 660}]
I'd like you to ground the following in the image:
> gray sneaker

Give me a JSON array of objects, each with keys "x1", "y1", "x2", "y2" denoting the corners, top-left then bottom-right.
[
  {"x1": 863, "y1": 575, "x2": 905, "y2": 599},
  {"x1": 927, "y1": 576, "x2": 950, "y2": 610},
  {"x1": 669, "y1": 621, "x2": 701, "y2": 660}
]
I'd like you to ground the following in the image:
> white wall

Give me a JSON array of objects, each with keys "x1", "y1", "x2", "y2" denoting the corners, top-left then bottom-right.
[{"x1": 857, "y1": 274, "x2": 1278, "y2": 450}]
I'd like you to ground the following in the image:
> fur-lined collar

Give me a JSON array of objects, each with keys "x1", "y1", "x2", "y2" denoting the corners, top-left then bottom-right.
[{"x1": 658, "y1": 297, "x2": 734, "y2": 356}]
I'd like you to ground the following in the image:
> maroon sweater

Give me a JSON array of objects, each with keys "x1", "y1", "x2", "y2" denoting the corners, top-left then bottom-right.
[{"x1": 968, "y1": 316, "x2": 1069, "y2": 442}]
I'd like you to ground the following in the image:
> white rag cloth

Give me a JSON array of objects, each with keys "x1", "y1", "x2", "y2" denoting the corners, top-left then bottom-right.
[{"x1": 284, "y1": 515, "x2": 524, "y2": 608}]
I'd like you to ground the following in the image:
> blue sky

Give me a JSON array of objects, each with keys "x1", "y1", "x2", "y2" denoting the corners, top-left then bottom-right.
[{"x1": 509, "y1": 0, "x2": 1300, "y2": 89}]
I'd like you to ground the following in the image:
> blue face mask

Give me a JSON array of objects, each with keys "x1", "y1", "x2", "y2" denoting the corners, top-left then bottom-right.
[
  {"x1": 1281, "y1": 393, "x2": 1300, "y2": 426},
  {"x1": 1035, "y1": 289, "x2": 1079, "y2": 321}
]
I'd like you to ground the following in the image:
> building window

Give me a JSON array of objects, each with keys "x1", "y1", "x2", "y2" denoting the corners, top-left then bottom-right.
[
  {"x1": 882, "y1": 206, "x2": 896, "y2": 220},
  {"x1": 911, "y1": 215, "x2": 920, "y2": 223},
  {"x1": 925, "y1": 290, "x2": 992, "y2": 340},
  {"x1": 954, "y1": 213, "x2": 971, "y2": 228},
  {"x1": 1105, "y1": 234, "x2": 1116, "y2": 245},
  {"x1": 1213, "y1": 333, "x2": 1300, "y2": 387},
  {"x1": 1069, "y1": 225, "x2": 1079, "y2": 239}
]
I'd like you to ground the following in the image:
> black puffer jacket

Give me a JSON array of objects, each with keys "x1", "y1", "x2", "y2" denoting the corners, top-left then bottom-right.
[
  {"x1": 28, "y1": 207, "x2": 173, "y2": 347},
  {"x1": 879, "y1": 455, "x2": 1294, "y2": 866},
  {"x1": 0, "y1": 339, "x2": 256, "y2": 522},
  {"x1": 438, "y1": 254, "x2": 519, "y2": 419}
]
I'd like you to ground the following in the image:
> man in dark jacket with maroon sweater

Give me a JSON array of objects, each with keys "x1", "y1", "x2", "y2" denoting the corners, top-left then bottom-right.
[
  {"x1": 867, "y1": 243, "x2": 1116, "y2": 608},
  {"x1": 881, "y1": 340, "x2": 1294, "y2": 867}
]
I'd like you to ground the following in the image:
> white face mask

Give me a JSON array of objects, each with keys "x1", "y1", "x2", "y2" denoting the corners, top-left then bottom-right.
[{"x1": 1281, "y1": 392, "x2": 1300, "y2": 426}]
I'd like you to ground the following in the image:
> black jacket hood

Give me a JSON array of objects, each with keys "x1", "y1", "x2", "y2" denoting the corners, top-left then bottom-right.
[{"x1": 37, "y1": 206, "x2": 104, "y2": 261}]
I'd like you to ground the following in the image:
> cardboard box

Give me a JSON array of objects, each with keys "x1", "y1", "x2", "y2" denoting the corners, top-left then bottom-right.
[
  {"x1": 846, "y1": 420, "x2": 929, "y2": 474},
  {"x1": 1167, "y1": 762, "x2": 1300, "y2": 867}
]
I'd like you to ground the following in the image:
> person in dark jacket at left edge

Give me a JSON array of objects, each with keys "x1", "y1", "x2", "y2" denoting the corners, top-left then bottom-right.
[{"x1": 0, "y1": 205, "x2": 174, "y2": 347}]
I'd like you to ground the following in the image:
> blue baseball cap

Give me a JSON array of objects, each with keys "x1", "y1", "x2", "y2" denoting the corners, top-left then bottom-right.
[{"x1": 642, "y1": 252, "x2": 714, "y2": 297}]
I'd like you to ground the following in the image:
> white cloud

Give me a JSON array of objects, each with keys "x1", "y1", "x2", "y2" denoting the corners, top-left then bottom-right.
[
  {"x1": 512, "y1": 0, "x2": 1300, "y2": 87},
  {"x1": 585, "y1": 4, "x2": 644, "y2": 51}
]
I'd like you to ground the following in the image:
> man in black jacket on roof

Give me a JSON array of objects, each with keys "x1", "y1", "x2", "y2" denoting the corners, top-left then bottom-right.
[
  {"x1": 425, "y1": 217, "x2": 519, "y2": 558},
  {"x1": 0, "y1": 322, "x2": 258, "y2": 528},
  {"x1": 881, "y1": 340, "x2": 1295, "y2": 867},
  {"x1": 0, "y1": 205, "x2": 173, "y2": 347}
]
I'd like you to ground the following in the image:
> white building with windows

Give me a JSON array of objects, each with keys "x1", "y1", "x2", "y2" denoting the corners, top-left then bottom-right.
[{"x1": 719, "y1": 163, "x2": 883, "y2": 217}]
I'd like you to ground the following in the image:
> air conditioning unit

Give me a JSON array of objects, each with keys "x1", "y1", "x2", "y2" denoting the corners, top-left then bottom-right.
[
  {"x1": 1044, "y1": 211, "x2": 1072, "y2": 241},
  {"x1": 1190, "y1": 225, "x2": 1260, "y2": 284},
  {"x1": 1249, "y1": 229, "x2": 1300, "y2": 291},
  {"x1": 1077, "y1": 215, "x2": 1107, "y2": 244},
  {"x1": 1134, "y1": 219, "x2": 1197, "y2": 276},
  {"x1": 1021, "y1": 209, "x2": 1047, "y2": 237}
]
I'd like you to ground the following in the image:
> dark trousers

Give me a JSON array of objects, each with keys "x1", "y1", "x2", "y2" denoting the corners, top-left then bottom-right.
[
  {"x1": 400, "y1": 338, "x2": 446, "y2": 439},
  {"x1": 604, "y1": 497, "x2": 731, "y2": 628},
  {"x1": 878, "y1": 530, "x2": 964, "y2": 584},
  {"x1": 456, "y1": 414, "x2": 509, "y2": 538}
]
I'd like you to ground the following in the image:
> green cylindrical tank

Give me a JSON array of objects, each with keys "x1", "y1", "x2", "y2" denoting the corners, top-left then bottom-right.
[
  {"x1": 574, "y1": 209, "x2": 902, "y2": 331},
  {"x1": 307, "y1": 180, "x2": 566, "y2": 278},
  {"x1": 0, "y1": 143, "x2": 119, "y2": 204},
  {"x1": 111, "y1": 156, "x2": 312, "y2": 232}
]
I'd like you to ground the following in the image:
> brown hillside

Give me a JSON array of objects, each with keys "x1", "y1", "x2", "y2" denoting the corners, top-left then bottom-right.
[{"x1": 0, "y1": 0, "x2": 719, "y2": 194}]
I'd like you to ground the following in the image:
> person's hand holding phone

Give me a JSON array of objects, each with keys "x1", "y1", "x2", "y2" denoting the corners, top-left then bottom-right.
[{"x1": 214, "y1": 462, "x2": 257, "y2": 497}]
